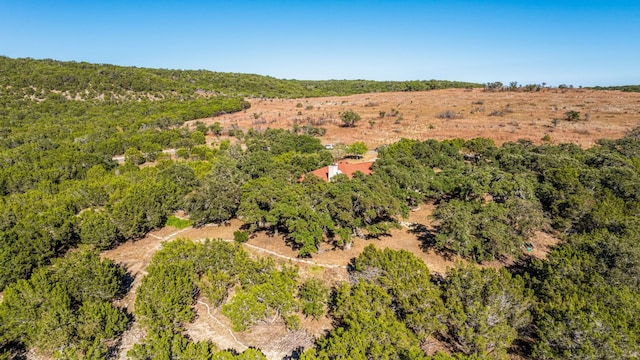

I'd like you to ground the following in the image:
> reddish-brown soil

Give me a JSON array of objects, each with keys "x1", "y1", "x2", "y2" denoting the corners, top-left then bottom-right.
[{"x1": 190, "y1": 88, "x2": 640, "y2": 149}]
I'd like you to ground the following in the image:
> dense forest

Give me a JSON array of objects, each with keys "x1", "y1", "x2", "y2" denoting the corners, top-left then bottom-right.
[{"x1": 1, "y1": 56, "x2": 639, "y2": 359}]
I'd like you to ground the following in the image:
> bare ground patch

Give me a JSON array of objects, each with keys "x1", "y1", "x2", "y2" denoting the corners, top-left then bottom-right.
[{"x1": 185, "y1": 300, "x2": 248, "y2": 352}]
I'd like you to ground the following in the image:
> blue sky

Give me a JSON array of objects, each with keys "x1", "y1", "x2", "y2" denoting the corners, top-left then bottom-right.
[{"x1": 1, "y1": 0, "x2": 639, "y2": 86}]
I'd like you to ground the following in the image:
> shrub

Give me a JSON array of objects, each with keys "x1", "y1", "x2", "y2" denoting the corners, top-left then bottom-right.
[
  {"x1": 340, "y1": 110, "x2": 361, "y2": 127},
  {"x1": 301, "y1": 125, "x2": 326, "y2": 137},
  {"x1": 299, "y1": 279, "x2": 328, "y2": 319},
  {"x1": 565, "y1": 110, "x2": 581, "y2": 121},
  {"x1": 284, "y1": 314, "x2": 300, "y2": 330},
  {"x1": 165, "y1": 216, "x2": 193, "y2": 229},
  {"x1": 488, "y1": 105, "x2": 513, "y2": 117},
  {"x1": 234, "y1": 230, "x2": 249, "y2": 243},
  {"x1": 437, "y1": 110, "x2": 462, "y2": 119}
]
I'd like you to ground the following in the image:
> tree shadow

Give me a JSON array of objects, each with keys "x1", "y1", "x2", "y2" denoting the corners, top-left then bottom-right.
[
  {"x1": 505, "y1": 254, "x2": 536, "y2": 277},
  {"x1": 117, "y1": 266, "x2": 135, "y2": 299},
  {"x1": 408, "y1": 223, "x2": 438, "y2": 250},
  {"x1": 364, "y1": 232, "x2": 391, "y2": 241},
  {"x1": 283, "y1": 346, "x2": 305, "y2": 359},
  {"x1": 239, "y1": 222, "x2": 254, "y2": 232},
  {"x1": 408, "y1": 223, "x2": 456, "y2": 261},
  {"x1": 0, "y1": 342, "x2": 26, "y2": 360}
]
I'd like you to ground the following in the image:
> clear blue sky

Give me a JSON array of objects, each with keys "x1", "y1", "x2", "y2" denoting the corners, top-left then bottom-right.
[{"x1": 1, "y1": 0, "x2": 639, "y2": 86}]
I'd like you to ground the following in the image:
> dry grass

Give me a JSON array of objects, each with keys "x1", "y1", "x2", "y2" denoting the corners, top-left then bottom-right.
[{"x1": 190, "y1": 88, "x2": 640, "y2": 149}]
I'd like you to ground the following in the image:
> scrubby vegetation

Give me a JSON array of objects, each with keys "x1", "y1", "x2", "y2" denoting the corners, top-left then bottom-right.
[
  {"x1": 591, "y1": 84, "x2": 640, "y2": 92},
  {"x1": 0, "y1": 248, "x2": 129, "y2": 358},
  {"x1": 129, "y1": 239, "x2": 279, "y2": 359},
  {"x1": 1, "y1": 56, "x2": 639, "y2": 359}
]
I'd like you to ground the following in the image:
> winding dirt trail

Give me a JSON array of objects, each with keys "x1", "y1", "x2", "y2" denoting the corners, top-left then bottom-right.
[
  {"x1": 186, "y1": 300, "x2": 248, "y2": 351},
  {"x1": 102, "y1": 219, "x2": 342, "y2": 359},
  {"x1": 102, "y1": 226, "x2": 192, "y2": 359},
  {"x1": 102, "y1": 207, "x2": 556, "y2": 359}
]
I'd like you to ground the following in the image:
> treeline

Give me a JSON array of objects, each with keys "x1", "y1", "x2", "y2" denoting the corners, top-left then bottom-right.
[
  {"x1": 0, "y1": 127, "x2": 335, "y2": 290},
  {"x1": 0, "y1": 56, "x2": 480, "y2": 100},
  {"x1": 0, "y1": 96, "x2": 246, "y2": 193},
  {"x1": 0, "y1": 85, "x2": 247, "y2": 290},
  {"x1": 590, "y1": 85, "x2": 640, "y2": 92}
]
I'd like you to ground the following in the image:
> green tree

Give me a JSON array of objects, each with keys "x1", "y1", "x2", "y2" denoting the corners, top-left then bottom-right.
[
  {"x1": 221, "y1": 289, "x2": 267, "y2": 332},
  {"x1": 564, "y1": 110, "x2": 580, "y2": 121},
  {"x1": 352, "y1": 245, "x2": 445, "y2": 337},
  {"x1": 190, "y1": 130, "x2": 206, "y2": 145},
  {"x1": 51, "y1": 248, "x2": 126, "y2": 303},
  {"x1": 185, "y1": 158, "x2": 244, "y2": 226},
  {"x1": 441, "y1": 264, "x2": 533, "y2": 358},
  {"x1": 0, "y1": 251, "x2": 128, "y2": 357},
  {"x1": 124, "y1": 147, "x2": 145, "y2": 165},
  {"x1": 299, "y1": 279, "x2": 329, "y2": 319},
  {"x1": 433, "y1": 198, "x2": 544, "y2": 262},
  {"x1": 29, "y1": 284, "x2": 75, "y2": 353},
  {"x1": 129, "y1": 331, "x2": 218, "y2": 360},
  {"x1": 209, "y1": 122, "x2": 223, "y2": 136},
  {"x1": 135, "y1": 263, "x2": 195, "y2": 333},
  {"x1": 77, "y1": 209, "x2": 121, "y2": 250},
  {"x1": 238, "y1": 177, "x2": 286, "y2": 231},
  {"x1": 324, "y1": 175, "x2": 404, "y2": 249},
  {"x1": 233, "y1": 230, "x2": 249, "y2": 243},
  {"x1": 340, "y1": 110, "x2": 361, "y2": 127},
  {"x1": 157, "y1": 162, "x2": 197, "y2": 196},
  {"x1": 76, "y1": 301, "x2": 129, "y2": 346},
  {"x1": 528, "y1": 234, "x2": 640, "y2": 359},
  {"x1": 222, "y1": 266, "x2": 299, "y2": 331},
  {"x1": 270, "y1": 185, "x2": 334, "y2": 256},
  {"x1": 346, "y1": 141, "x2": 368, "y2": 158},
  {"x1": 108, "y1": 178, "x2": 173, "y2": 239},
  {"x1": 313, "y1": 281, "x2": 427, "y2": 359}
]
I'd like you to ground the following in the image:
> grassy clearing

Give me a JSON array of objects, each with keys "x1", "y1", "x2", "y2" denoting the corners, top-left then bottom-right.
[{"x1": 165, "y1": 215, "x2": 193, "y2": 229}]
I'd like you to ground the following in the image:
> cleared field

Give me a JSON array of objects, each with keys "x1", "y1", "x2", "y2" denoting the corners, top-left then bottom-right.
[{"x1": 192, "y1": 88, "x2": 640, "y2": 148}]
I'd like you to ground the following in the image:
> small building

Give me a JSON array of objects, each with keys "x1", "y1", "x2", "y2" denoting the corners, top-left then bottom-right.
[{"x1": 304, "y1": 161, "x2": 375, "y2": 182}]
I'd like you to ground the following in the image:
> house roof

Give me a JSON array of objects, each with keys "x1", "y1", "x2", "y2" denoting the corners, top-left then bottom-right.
[{"x1": 305, "y1": 161, "x2": 375, "y2": 182}]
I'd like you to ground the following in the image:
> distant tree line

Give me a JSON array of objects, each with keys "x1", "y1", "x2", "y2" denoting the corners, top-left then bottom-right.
[
  {"x1": 590, "y1": 84, "x2": 640, "y2": 92},
  {"x1": 0, "y1": 56, "x2": 481, "y2": 100}
]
